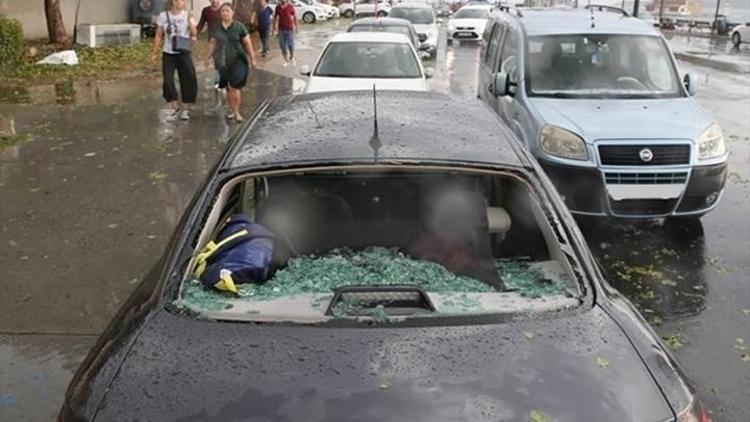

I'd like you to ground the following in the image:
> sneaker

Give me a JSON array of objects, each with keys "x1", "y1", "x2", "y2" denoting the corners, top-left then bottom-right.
[
  {"x1": 261, "y1": 51, "x2": 267, "y2": 58},
  {"x1": 291, "y1": 58, "x2": 296, "y2": 66},
  {"x1": 226, "y1": 112, "x2": 235, "y2": 120},
  {"x1": 282, "y1": 61, "x2": 289, "y2": 68},
  {"x1": 180, "y1": 109, "x2": 190, "y2": 120},
  {"x1": 235, "y1": 113, "x2": 244, "y2": 122},
  {"x1": 167, "y1": 108, "x2": 181, "y2": 121}
]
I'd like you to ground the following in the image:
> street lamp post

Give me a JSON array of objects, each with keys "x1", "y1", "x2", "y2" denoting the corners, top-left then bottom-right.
[{"x1": 633, "y1": 0, "x2": 640, "y2": 17}]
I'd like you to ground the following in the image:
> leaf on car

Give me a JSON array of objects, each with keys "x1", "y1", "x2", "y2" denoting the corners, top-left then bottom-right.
[
  {"x1": 522, "y1": 330, "x2": 534, "y2": 340},
  {"x1": 596, "y1": 356, "x2": 610, "y2": 369},
  {"x1": 529, "y1": 410, "x2": 550, "y2": 422}
]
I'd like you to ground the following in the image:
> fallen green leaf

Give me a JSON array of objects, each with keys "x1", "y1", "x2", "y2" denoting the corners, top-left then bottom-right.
[
  {"x1": 523, "y1": 330, "x2": 535, "y2": 340},
  {"x1": 596, "y1": 356, "x2": 611, "y2": 369},
  {"x1": 529, "y1": 410, "x2": 550, "y2": 422}
]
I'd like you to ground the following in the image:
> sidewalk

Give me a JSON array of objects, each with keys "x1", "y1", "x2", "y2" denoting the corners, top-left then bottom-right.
[{"x1": 665, "y1": 32, "x2": 750, "y2": 74}]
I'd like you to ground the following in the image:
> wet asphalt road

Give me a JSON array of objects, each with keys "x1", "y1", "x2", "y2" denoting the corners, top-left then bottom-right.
[{"x1": 1, "y1": 19, "x2": 749, "y2": 421}]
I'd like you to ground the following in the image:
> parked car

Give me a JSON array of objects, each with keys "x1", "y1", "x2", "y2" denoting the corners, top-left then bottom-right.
[
  {"x1": 298, "y1": 0, "x2": 340, "y2": 19},
  {"x1": 129, "y1": 0, "x2": 167, "y2": 35},
  {"x1": 300, "y1": 32, "x2": 432, "y2": 92},
  {"x1": 731, "y1": 21, "x2": 750, "y2": 47},
  {"x1": 292, "y1": 0, "x2": 329, "y2": 23},
  {"x1": 478, "y1": 7, "x2": 728, "y2": 218},
  {"x1": 347, "y1": 17, "x2": 422, "y2": 51},
  {"x1": 446, "y1": 3, "x2": 493, "y2": 44},
  {"x1": 338, "y1": 0, "x2": 391, "y2": 18},
  {"x1": 389, "y1": 2, "x2": 441, "y2": 58},
  {"x1": 60, "y1": 90, "x2": 711, "y2": 422}
]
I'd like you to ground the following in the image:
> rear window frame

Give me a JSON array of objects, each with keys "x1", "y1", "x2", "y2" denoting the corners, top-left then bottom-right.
[{"x1": 165, "y1": 163, "x2": 595, "y2": 326}]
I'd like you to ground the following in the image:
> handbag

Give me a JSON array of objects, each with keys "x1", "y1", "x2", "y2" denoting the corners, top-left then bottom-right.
[{"x1": 165, "y1": 10, "x2": 193, "y2": 53}]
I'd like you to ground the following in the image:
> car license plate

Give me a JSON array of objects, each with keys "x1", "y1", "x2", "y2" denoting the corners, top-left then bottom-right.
[{"x1": 456, "y1": 32, "x2": 473, "y2": 38}]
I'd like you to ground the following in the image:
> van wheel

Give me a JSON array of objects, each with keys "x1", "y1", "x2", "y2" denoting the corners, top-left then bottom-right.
[
  {"x1": 303, "y1": 12, "x2": 316, "y2": 24},
  {"x1": 344, "y1": 9, "x2": 354, "y2": 18},
  {"x1": 377, "y1": 11, "x2": 388, "y2": 17},
  {"x1": 732, "y1": 32, "x2": 741, "y2": 47}
]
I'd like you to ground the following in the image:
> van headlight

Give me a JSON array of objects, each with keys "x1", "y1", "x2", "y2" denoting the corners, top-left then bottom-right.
[
  {"x1": 539, "y1": 125, "x2": 588, "y2": 160},
  {"x1": 697, "y1": 122, "x2": 726, "y2": 160}
]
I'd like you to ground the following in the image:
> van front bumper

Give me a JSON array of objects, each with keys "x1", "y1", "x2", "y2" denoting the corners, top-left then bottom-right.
[{"x1": 539, "y1": 159, "x2": 727, "y2": 218}]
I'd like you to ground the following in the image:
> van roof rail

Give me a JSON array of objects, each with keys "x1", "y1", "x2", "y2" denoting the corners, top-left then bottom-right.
[
  {"x1": 498, "y1": 5, "x2": 524, "y2": 17},
  {"x1": 583, "y1": 4, "x2": 630, "y2": 17}
]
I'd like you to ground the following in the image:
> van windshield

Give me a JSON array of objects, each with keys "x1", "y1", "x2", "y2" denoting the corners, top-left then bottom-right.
[{"x1": 527, "y1": 34, "x2": 682, "y2": 99}]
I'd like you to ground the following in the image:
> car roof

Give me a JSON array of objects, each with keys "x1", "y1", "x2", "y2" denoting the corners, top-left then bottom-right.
[
  {"x1": 393, "y1": 2, "x2": 433, "y2": 9},
  {"x1": 458, "y1": 4, "x2": 494, "y2": 10},
  {"x1": 496, "y1": 8, "x2": 661, "y2": 37},
  {"x1": 229, "y1": 91, "x2": 525, "y2": 169},
  {"x1": 327, "y1": 31, "x2": 413, "y2": 43},
  {"x1": 350, "y1": 17, "x2": 414, "y2": 27}
]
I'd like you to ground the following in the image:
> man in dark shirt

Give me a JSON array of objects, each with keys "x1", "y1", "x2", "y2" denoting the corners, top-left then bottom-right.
[
  {"x1": 274, "y1": 0, "x2": 298, "y2": 67},
  {"x1": 197, "y1": 0, "x2": 223, "y2": 89},
  {"x1": 197, "y1": 0, "x2": 222, "y2": 36},
  {"x1": 255, "y1": 0, "x2": 274, "y2": 57}
]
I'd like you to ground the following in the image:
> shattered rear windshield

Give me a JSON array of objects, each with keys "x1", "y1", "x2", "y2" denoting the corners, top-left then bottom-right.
[{"x1": 174, "y1": 168, "x2": 582, "y2": 323}]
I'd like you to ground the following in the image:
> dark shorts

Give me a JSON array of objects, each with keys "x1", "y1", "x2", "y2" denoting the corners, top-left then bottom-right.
[{"x1": 218, "y1": 60, "x2": 249, "y2": 89}]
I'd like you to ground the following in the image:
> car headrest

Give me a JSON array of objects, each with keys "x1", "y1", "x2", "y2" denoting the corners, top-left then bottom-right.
[{"x1": 486, "y1": 206, "x2": 511, "y2": 235}]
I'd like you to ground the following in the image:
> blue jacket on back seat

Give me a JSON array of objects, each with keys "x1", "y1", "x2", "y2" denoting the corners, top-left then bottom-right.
[{"x1": 192, "y1": 214, "x2": 275, "y2": 293}]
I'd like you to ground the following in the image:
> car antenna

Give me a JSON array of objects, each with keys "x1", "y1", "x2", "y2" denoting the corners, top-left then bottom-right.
[{"x1": 369, "y1": 84, "x2": 382, "y2": 161}]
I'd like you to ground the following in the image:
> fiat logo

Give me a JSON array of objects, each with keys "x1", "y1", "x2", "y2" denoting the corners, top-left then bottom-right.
[{"x1": 639, "y1": 148, "x2": 654, "y2": 162}]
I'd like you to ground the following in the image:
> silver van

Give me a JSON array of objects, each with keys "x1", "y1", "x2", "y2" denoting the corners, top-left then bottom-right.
[{"x1": 477, "y1": 7, "x2": 728, "y2": 219}]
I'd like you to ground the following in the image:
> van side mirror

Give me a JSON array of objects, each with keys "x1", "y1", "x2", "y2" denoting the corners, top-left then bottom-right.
[
  {"x1": 683, "y1": 72, "x2": 697, "y2": 96},
  {"x1": 300, "y1": 65, "x2": 311, "y2": 76},
  {"x1": 492, "y1": 71, "x2": 510, "y2": 97}
]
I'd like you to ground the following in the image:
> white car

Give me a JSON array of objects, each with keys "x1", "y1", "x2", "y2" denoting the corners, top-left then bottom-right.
[
  {"x1": 338, "y1": 0, "x2": 391, "y2": 19},
  {"x1": 446, "y1": 4, "x2": 492, "y2": 44},
  {"x1": 298, "y1": 0, "x2": 340, "y2": 19},
  {"x1": 389, "y1": 2, "x2": 440, "y2": 58},
  {"x1": 300, "y1": 32, "x2": 432, "y2": 93},
  {"x1": 291, "y1": 0, "x2": 328, "y2": 23},
  {"x1": 731, "y1": 22, "x2": 750, "y2": 47}
]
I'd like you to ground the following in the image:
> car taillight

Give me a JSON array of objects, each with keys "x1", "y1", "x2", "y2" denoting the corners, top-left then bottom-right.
[{"x1": 676, "y1": 399, "x2": 712, "y2": 422}]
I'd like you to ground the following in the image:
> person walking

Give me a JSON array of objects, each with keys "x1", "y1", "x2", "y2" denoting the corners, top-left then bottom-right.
[
  {"x1": 274, "y1": 0, "x2": 298, "y2": 67},
  {"x1": 255, "y1": 0, "x2": 274, "y2": 57},
  {"x1": 151, "y1": 0, "x2": 198, "y2": 121},
  {"x1": 197, "y1": 0, "x2": 223, "y2": 89},
  {"x1": 205, "y1": 3, "x2": 258, "y2": 122}
]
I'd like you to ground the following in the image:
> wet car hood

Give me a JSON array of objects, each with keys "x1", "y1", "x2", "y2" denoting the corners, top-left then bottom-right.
[
  {"x1": 449, "y1": 18, "x2": 487, "y2": 30},
  {"x1": 305, "y1": 77, "x2": 429, "y2": 94},
  {"x1": 92, "y1": 306, "x2": 674, "y2": 421},
  {"x1": 413, "y1": 24, "x2": 437, "y2": 35},
  {"x1": 530, "y1": 97, "x2": 714, "y2": 143}
]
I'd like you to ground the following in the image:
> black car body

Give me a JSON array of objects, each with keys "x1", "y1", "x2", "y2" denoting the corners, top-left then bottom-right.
[{"x1": 61, "y1": 92, "x2": 708, "y2": 421}]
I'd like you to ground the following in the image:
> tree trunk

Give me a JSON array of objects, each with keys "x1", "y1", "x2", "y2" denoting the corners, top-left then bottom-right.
[{"x1": 44, "y1": 0, "x2": 68, "y2": 44}]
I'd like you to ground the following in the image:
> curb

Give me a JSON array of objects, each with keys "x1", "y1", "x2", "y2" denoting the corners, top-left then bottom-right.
[{"x1": 674, "y1": 51, "x2": 750, "y2": 74}]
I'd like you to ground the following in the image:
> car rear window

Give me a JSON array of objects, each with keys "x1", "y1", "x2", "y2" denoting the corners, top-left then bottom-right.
[
  {"x1": 314, "y1": 41, "x2": 421, "y2": 78},
  {"x1": 175, "y1": 167, "x2": 582, "y2": 323}
]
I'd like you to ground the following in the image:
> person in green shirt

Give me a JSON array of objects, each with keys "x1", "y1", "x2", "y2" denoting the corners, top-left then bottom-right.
[{"x1": 205, "y1": 3, "x2": 258, "y2": 122}]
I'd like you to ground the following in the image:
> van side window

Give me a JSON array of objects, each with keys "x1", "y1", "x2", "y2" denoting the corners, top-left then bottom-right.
[
  {"x1": 499, "y1": 28, "x2": 518, "y2": 83},
  {"x1": 485, "y1": 23, "x2": 504, "y2": 67}
]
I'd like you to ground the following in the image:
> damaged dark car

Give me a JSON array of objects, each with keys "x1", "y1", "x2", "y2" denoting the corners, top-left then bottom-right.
[{"x1": 60, "y1": 91, "x2": 710, "y2": 421}]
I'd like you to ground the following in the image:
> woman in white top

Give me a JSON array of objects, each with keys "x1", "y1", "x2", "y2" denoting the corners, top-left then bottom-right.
[{"x1": 150, "y1": 0, "x2": 198, "y2": 121}]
